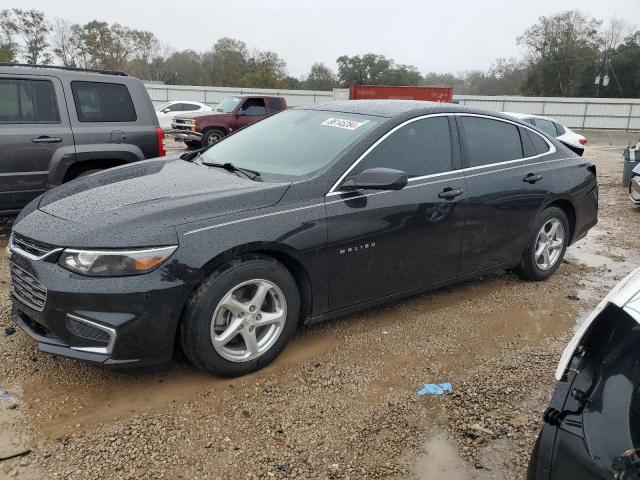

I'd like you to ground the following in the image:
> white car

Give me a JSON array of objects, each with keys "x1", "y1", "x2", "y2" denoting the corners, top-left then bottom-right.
[
  {"x1": 155, "y1": 101, "x2": 212, "y2": 130},
  {"x1": 502, "y1": 112, "x2": 587, "y2": 156}
]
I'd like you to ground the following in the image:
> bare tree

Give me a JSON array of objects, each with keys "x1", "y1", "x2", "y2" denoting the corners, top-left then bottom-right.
[{"x1": 51, "y1": 18, "x2": 76, "y2": 66}]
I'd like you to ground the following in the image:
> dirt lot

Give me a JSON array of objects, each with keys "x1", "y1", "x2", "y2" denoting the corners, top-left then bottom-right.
[{"x1": 1, "y1": 132, "x2": 639, "y2": 480}]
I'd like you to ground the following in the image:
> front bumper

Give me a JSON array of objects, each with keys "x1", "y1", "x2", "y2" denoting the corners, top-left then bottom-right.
[
  {"x1": 9, "y1": 245, "x2": 191, "y2": 367},
  {"x1": 629, "y1": 175, "x2": 640, "y2": 204}
]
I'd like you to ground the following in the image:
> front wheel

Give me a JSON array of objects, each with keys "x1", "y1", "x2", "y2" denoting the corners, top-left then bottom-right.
[
  {"x1": 514, "y1": 207, "x2": 570, "y2": 281},
  {"x1": 181, "y1": 255, "x2": 300, "y2": 377},
  {"x1": 202, "y1": 129, "x2": 225, "y2": 147}
]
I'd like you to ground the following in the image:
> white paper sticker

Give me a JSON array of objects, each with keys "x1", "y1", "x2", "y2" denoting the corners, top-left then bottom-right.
[{"x1": 321, "y1": 118, "x2": 366, "y2": 130}]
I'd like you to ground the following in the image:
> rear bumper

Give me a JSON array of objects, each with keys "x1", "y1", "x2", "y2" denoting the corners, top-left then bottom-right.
[{"x1": 570, "y1": 184, "x2": 598, "y2": 244}]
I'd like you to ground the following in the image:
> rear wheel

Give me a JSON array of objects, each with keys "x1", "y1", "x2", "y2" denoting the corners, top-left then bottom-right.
[
  {"x1": 181, "y1": 255, "x2": 299, "y2": 377},
  {"x1": 202, "y1": 129, "x2": 225, "y2": 147},
  {"x1": 514, "y1": 207, "x2": 569, "y2": 281}
]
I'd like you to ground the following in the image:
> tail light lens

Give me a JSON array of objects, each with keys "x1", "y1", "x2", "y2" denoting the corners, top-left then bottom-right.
[
  {"x1": 156, "y1": 127, "x2": 166, "y2": 157},
  {"x1": 579, "y1": 138, "x2": 587, "y2": 145}
]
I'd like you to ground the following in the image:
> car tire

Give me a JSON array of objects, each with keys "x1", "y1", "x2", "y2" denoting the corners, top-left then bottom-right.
[
  {"x1": 202, "y1": 129, "x2": 225, "y2": 147},
  {"x1": 514, "y1": 206, "x2": 570, "y2": 281},
  {"x1": 181, "y1": 254, "x2": 300, "y2": 377}
]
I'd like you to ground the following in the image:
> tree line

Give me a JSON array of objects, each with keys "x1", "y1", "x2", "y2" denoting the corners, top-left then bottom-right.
[{"x1": 0, "y1": 8, "x2": 638, "y2": 97}]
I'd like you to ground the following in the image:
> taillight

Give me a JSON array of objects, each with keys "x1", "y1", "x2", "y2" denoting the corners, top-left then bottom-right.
[
  {"x1": 579, "y1": 138, "x2": 587, "y2": 145},
  {"x1": 156, "y1": 127, "x2": 166, "y2": 157}
]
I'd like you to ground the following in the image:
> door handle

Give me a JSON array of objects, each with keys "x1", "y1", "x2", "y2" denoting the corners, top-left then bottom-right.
[
  {"x1": 31, "y1": 136, "x2": 62, "y2": 144},
  {"x1": 438, "y1": 187, "x2": 464, "y2": 200},
  {"x1": 523, "y1": 173, "x2": 543, "y2": 184}
]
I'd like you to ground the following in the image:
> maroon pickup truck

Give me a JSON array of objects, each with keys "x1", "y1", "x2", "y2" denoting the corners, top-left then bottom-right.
[{"x1": 172, "y1": 95, "x2": 287, "y2": 148}]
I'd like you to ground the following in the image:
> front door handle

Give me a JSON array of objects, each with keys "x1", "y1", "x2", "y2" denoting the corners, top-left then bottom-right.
[
  {"x1": 438, "y1": 187, "x2": 464, "y2": 200},
  {"x1": 31, "y1": 136, "x2": 62, "y2": 144},
  {"x1": 523, "y1": 173, "x2": 543, "y2": 184}
]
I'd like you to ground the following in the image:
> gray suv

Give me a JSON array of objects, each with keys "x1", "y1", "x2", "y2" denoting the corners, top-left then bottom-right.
[{"x1": 0, "y1": 64, "x2": 165, "y2": 214}]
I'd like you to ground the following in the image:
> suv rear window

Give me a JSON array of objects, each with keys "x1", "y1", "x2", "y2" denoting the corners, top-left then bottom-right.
[
  {"x1": 71, "y1": 81, "x2": 137, "y2": 122},
  {"x1": 0, "y1": 78, "x2": 60, "y2": 123}
]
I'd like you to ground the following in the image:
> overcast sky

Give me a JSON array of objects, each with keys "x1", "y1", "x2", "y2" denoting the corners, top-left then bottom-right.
[{"x1": 9, "y1": 0, "x2": 640, "y2": 77}]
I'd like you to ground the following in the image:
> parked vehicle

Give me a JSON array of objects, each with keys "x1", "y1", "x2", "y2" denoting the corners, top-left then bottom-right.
[
  {"x1": 503, "y1": 112, "x2": 587, "y2": 156},
  {"x1": 629, "y1": 163, "x2": 640, "y2": 205},
  {"x1": 528, "y1": 267, "x2": 640, "y2": 480},
  {"x1": 172, "y1": 95, "x2": 287, "y2": 148},
  {"x1": 155, "y1": 101, "x2": 211, "y2": 130},
  {"x1": 0, "y1": 63, "x2": 165, "y2": 214},
  {"x1": 349, "y1": 85, "x2": 453, "y2": 103},
  {"x1": 9, "y1": 101, "x2": 598, "y2": 377}
]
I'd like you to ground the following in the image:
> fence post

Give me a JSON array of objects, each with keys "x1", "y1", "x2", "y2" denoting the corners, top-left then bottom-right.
[
  {"x1": 627, "y1": 103, "x2": 633, "y2": 132},
  {"x1": 582, "y1": 101, "x2": 588, "y2": 129}
]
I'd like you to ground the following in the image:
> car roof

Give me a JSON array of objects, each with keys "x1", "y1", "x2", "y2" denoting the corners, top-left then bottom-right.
[
  {"x1": 0, "y1": 64, "x2": 131, "y2": 80},
  {"x1": 299, "y1": 100, "x2": 529, "y2": 123}
]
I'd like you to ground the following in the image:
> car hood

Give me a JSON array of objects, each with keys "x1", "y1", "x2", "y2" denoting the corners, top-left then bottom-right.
[{"x1": 16, "y1": 158, "x2": 289, "y2": 248}]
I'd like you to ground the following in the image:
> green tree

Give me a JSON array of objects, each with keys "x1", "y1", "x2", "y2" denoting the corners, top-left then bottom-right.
[
  {"x1": 13, "y1": 9, "x2": 51, "y2": 64},
  {"x1": 608, "y1": 31, "x2": 640, "y2": 98},
  {"x1": 0, "y1": 10, "x2": 19, "y2": 63},
  {"x1": 163, "y1": 50, "x2": 202, "y2": 85},
  {"x1": 336, "y1": 53, "x2": 421, "y2": 86},
  {"x1": 304, "y1": 62, "x2": 337, "y2": 90},
  {"x1": 202, "y1": 38, "x2": 249, "y2": 86},
  {"x1": 517, "y1": 10, "x2": 601, "y2": 96}
]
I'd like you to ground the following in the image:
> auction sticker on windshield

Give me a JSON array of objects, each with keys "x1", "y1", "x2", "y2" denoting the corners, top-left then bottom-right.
[{"x1": 321, "y1": 118, "x2": 367, "y2": 130}]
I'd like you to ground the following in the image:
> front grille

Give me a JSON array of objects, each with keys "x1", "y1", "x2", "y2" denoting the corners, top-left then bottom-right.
[
  {"x1": 66, "y1": 316, "x2": 110, "y2": 343},
  {"x1": 10, "y1": 262, "x2": 47, "y2": 311},
  {"x1": 11, "y1": 233, "x2": 57, "y2": 258}
]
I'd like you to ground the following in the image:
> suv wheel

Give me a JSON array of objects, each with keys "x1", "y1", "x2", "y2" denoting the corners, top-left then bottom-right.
[
  {"x1": 181, "y1": 255, "x2": 300, "y2": 377},
  {"x1": 514, "y1": 206, "x2": 569, "y2": 281},
  {"x1": 202, "y1": 129, "x2": 225, "y2": 147}
]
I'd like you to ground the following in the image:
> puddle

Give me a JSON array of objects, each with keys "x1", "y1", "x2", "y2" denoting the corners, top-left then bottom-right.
[
  {"x1": 412, "y1": 432, "x2": 495, "y2": 479},
  {"x1": 24, "y1": 326, "x2": 341, "y2": 439},
  {"x1": 0, "y1": 385, "x2": 42, "y2": 479}
]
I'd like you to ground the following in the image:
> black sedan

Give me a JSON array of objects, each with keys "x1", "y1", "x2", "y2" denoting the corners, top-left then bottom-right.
[{"x1": 9, "y1": 101, "x2": 598, "y2": 377}]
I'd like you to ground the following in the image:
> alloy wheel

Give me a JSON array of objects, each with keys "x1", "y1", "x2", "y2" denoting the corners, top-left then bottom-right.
[
  {"x1": 534, "y1": 218, "x2": 565, "y2": 270},
  {"x1": 210, "y1": 279, "x2": 287, "y2": 362}
]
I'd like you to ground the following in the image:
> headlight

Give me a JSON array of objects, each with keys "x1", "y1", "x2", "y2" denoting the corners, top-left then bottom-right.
[{"x1": 59, "y1": 246, "x2": 177, "y2": 277}]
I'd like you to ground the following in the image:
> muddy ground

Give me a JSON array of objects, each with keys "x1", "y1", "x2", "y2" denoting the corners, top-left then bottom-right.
[{"x1": 1, "y1": 132, "x2": 639, "y2": 480}]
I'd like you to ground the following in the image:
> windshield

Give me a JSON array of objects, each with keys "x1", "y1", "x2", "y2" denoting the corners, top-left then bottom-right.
[
  {"x1": 199, "y1": 110, "x2": 380, "y2": 179},
  {"x1": 215, "y1": 97, "x2": 242, "y2": 113}
]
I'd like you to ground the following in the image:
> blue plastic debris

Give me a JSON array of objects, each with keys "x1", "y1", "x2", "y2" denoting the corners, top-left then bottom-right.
[
  {"x1": 0, "y1": 388, "x2": 14, "y2": 403},
  {"x1": 417, "y1": 383, "x2": 452, "y2": 396}
]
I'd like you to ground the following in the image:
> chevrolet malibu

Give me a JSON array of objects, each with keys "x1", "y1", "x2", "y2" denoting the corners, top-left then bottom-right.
[{"x1": 9, "y1": 101, "x2": 598, "y2": 377}]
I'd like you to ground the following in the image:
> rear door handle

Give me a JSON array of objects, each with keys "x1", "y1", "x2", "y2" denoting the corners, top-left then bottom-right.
[
  {"x1": 31, "y1": 136, "x2": 62, "y2": 144},
  {"x1": 523, "y1": 173, "x2": 543, "y2": 184},
  {"x1": 438, "y1": 187, "x2": 464, "y2": 200}
]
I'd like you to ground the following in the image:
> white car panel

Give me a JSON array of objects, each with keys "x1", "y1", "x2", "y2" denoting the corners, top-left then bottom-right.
[
  {"x1": 555, "y1": 267, "x2": 640, "y2": 380},
  {"x1": 502, "y1": 112, "x2": 586, "y2": 152},
  {"x1": 156, "y1": 101, "x2": 212, "y2": 130}
]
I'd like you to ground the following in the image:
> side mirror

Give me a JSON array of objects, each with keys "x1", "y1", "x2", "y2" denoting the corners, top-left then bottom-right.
[
  {"x1": 341, "y1": 167, "x2": 408, "y2": 192},
  {"x1": 161, "y1": 108, "x2": 170, "y2": 113}
]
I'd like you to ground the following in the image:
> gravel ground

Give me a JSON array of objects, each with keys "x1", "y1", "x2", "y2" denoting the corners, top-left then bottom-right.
[{"x1": 1, "y1": 134, "x2": 639, "y2": 480}]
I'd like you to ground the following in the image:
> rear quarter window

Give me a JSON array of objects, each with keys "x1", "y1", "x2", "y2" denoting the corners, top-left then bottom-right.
[
  {"x1": 526, "y1": 130, "x2": 551, "y2": 156},
  {"x1": 71, "y1": 81, "x2": 137, "y2": 122},
  {"x1": 268, "y1": 97, "x2": 284, "y2": 114}
]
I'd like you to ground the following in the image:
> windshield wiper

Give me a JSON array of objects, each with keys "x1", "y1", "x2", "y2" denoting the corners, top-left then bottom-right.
[{"x1": 201, "y1": 161, "x2": 261, "y2": 180}]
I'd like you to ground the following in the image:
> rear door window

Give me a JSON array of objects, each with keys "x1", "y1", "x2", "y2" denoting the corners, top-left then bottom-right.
[
  {"x1": 352, "y1": 116, "x2": 452, "y2": 178},
  {"x1": 0, "y1": 78, "x2": 59, "y2": 123},
  {"x1": 71, "y1": 81, "x2": 137, "y2": 122},
  {"x1": 460, "y1": 116, "x2": 523, "y2": 167}
]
